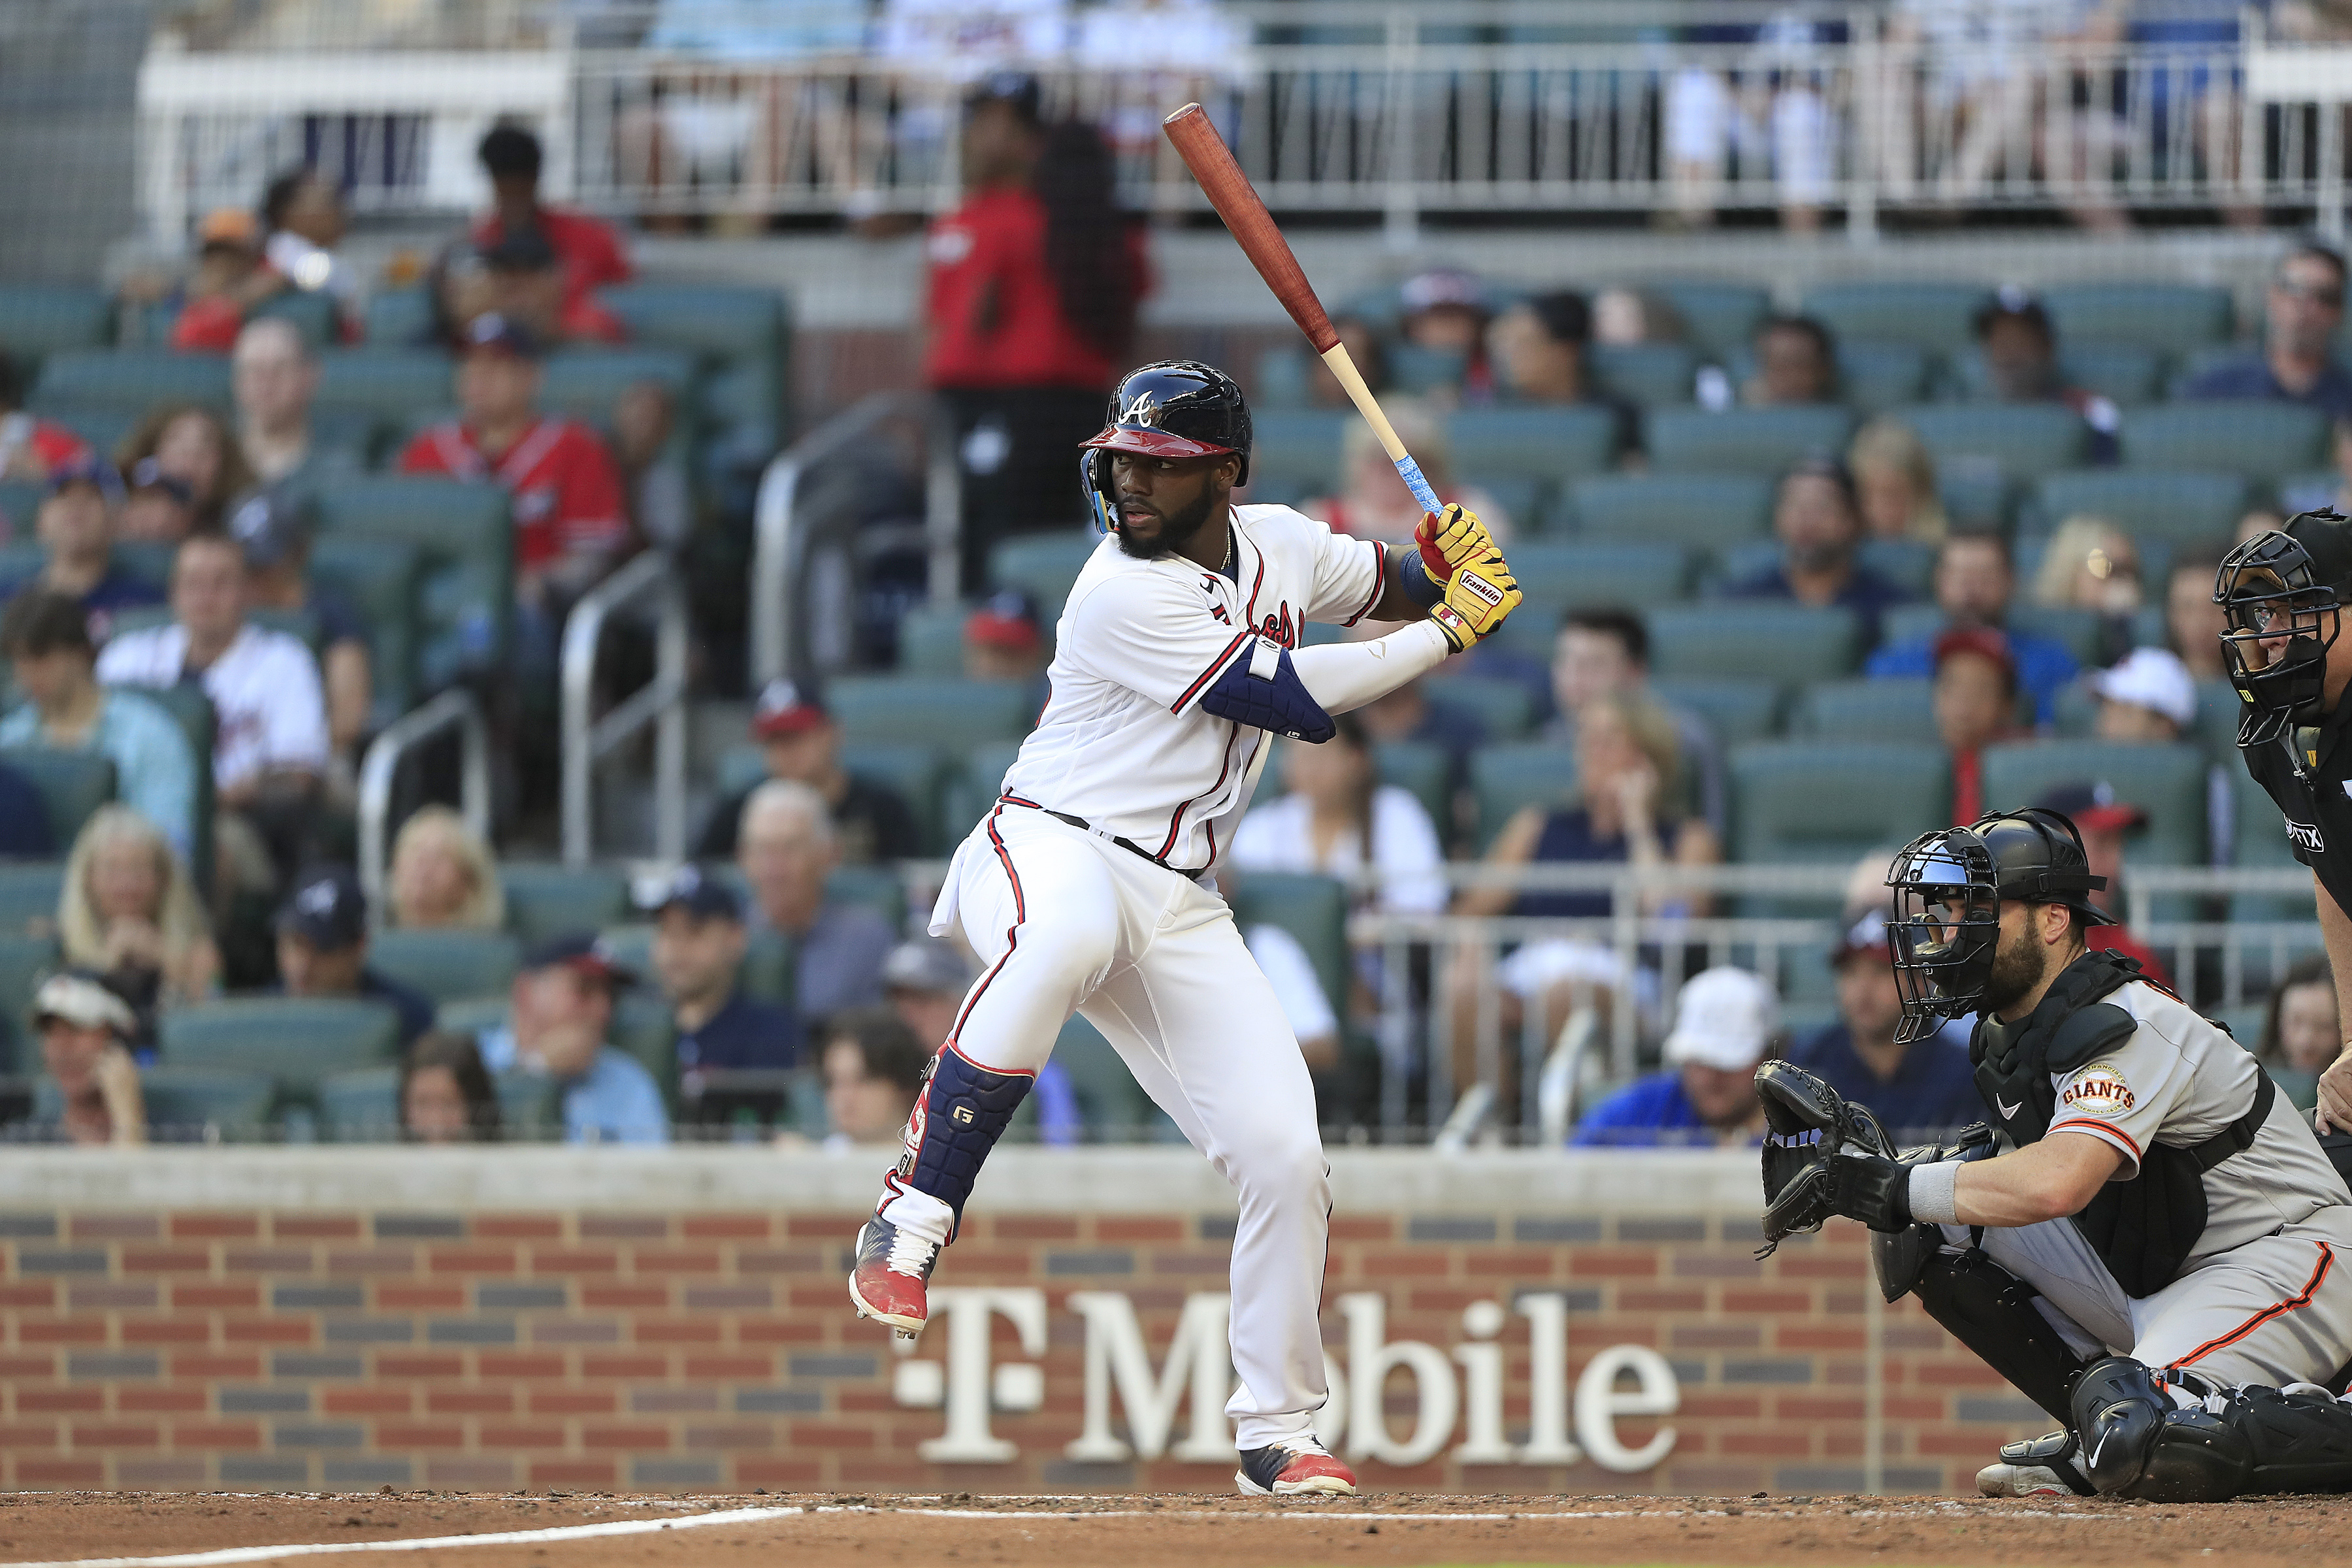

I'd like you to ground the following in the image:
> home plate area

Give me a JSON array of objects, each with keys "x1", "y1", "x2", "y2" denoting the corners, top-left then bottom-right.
[{"x1": 1, "y1": 1492, "x2": 2351, "y2": 1568}]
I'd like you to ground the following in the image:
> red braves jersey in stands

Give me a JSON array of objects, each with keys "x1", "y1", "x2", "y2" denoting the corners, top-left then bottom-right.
[{"x1": 397, "y1": 416, "x2": 627, "y2": 570}]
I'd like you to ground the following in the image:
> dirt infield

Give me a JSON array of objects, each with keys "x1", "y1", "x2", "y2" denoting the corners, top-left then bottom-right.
[{"x1": 1, "y1": 1491, "x2": 2349, "y2": 1568}]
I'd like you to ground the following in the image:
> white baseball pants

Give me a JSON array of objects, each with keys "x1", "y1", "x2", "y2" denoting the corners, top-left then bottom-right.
[{"x1": 927, "y1": 801, "x2": 1332, "y2": 1450}]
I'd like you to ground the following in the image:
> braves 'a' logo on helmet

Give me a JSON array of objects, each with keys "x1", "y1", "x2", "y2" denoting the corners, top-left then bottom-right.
[{"x1": 1120, "y1": 390, "x2": 1164, "y2": 429}]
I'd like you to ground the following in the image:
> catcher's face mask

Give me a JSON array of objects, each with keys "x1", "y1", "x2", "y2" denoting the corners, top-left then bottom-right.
[
  {"x1": 1886, "y1": 826, "x2": 2001, "y2": 1044},
  {"x1": 2214, "y1": 529, "x2": 2342, "y2": 747}
]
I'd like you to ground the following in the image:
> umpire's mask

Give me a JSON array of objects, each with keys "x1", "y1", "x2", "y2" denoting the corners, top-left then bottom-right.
[{"x1": 2214, "y1": 510, "x2": 2352, "y2": 747}]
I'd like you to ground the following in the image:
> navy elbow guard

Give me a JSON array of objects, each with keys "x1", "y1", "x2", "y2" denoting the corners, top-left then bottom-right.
[
  {"x1": 1199, "y1": 636, "x2": 1337, "y2": 742},
  {"x1": 1398, "y1": 550, "x2": 1445, "y2": 608}
]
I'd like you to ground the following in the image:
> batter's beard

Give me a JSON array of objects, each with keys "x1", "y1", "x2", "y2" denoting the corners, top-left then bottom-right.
[
  {"x1": 1114, "y1": 487, "x2": 1217, "y2": 560},
  {"x1": 1977, "y1": 916, "x2": 2055, "y2": 1016}
]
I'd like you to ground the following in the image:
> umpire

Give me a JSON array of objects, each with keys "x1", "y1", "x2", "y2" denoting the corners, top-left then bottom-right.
[{"x1": 2216, "y1": 510, "x2": 2352, "y2": 1130}]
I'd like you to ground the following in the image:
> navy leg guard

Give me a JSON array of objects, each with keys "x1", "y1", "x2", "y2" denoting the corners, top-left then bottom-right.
[
  {"x1": 1911, "y1": 1245, "x2": 2088, "y2": 1425},
  {"x1": 2074, "y1": 1356, "x2": 2251, "y2": 1501},
  {"x1": 896, "y1": 1047, "x2": 1034, "y2": 1233}
]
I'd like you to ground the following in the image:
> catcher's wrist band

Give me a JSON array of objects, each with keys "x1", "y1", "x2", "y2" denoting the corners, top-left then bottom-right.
[{"x1": 1907, "y1": 1160, "x2": 1961, "y2": 1226}]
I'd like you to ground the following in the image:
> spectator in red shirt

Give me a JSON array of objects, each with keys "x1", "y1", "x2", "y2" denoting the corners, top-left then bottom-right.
[
  {"x1": 169, "y1": 208, "x2": 290, "y2": 355},
  {"x1": 483, "y1": 225, "x2": 628, "y2": 347},
  {"x1": 925, "y1": 80, "x2": 1147, "y2": 589},
  {"x1": 472, "y1": 124, "x2": 631, "y2": 329},
  {"x1": 0, "y1": 352, "x2": 91, "y2": 485},
  {"x1": 1934, "y1": 625, "x2": 2021, "y2": 825}
]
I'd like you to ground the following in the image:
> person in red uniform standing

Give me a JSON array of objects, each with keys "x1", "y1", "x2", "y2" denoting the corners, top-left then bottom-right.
[
  {"x1": 472, "y1": 123, "x2": 632, "y2": 329},
  {"x1": 925, "y1": 77, "x2": 1148, "y2": 591}
]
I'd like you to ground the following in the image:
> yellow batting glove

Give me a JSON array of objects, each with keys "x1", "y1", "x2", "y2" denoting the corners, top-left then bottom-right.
[
  {"x1": 1413, "y1": 503, "x2": 1494, "y2": 582},
  {"x1": 1428, "y1": 544, "x2": 1522, "y2": 653}
]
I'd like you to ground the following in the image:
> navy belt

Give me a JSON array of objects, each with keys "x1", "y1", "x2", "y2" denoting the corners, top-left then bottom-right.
[{"x1": 1000, "y1": 795, "x2": 1207, "y2": 882}]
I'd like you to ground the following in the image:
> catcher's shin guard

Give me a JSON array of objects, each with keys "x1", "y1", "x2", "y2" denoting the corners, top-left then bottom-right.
[
  {"x1": 897, "y1": 1045, "x2": 1034, "y2": 1230},
  {"x1": 2074, "y1": 1357, "x2": 2352, "y2": 1501},
  {"x1": 1911, "y1": 1246, "x2": 2088, "y2": 1425}
]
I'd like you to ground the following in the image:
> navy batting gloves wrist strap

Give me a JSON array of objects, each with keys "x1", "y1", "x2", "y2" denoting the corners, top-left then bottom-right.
[
  {"x1": 1398, "y1": 552, "x2": 1445, "y2": 608},
  {"x1": 898, "y1": 1048, "x2": 1034, "y2": 1229}
]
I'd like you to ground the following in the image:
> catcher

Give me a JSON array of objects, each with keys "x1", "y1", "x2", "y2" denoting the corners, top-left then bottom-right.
[{"x1": 1758, "y1": 806, "x2": 2352, "y2": 1501}]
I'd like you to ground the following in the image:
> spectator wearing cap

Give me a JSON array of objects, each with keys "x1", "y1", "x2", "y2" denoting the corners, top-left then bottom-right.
[
  {"x1": 645, "y1": 866, "x2": 801, "y2": 1118},
  {"x1": 0, "y1": 458, "x2": 163, "y2": 643},
  {"x1": 1935, "y1": 625, "x2": 2021, "y2": 825},
  {"x1": 267, "y1": 864, "x2": 435, "y2": 1047},
  {"x1": 736, "y1": 779, "x2": 896, "y2": 1032},
  {"x1": 1784, "y1": 905, "x2": 1980, "y2": 1141},
  {"x1": 477, "y1": 932, "x2": 669, "y2": 1145},
  {"x1": 874, "y1": 935, "x2": 1082, "y2": 1144},
  {"x1": 693, "y1": 680, "x2": 921, "y2": 864},
  {"x1": 483, "y1": 224, "x2": 629, "y2": 347},
  {"x1": 472, "y1": 125, "x2": 632, "y2": 342},
  {"x1": 8, "y1": 972, "x2": 144, "y2": 1147},
  {"x1": 1728, "y1": 457, "x2": 1915, "y2": 646},
  {"x1": 400, "y1": 1030, "x2": 502, "y2": 1144},
  {"x1": 1972, "y1": 287, "x2": 2120, "y2": 461},
  {"x1": 231, "y1": 486, "x2": 372, "y2": 757},
  {"x1": 1572, "y1": 966, "x2": 1780, "y2": 1147},
  {"x1": 233, "y1": 317, "x2": 354, "y2": 504},
  {"x1": 2184, "y1": 242, "x2": 2352, "y2": 422},
  {"x1": 964, "y1": 589, "x2": 1047, "y2": 691},
  {"x1": 1397, "y1": 268, "x2": 1492, "y2": 397},
  {"x1": 2092, "y1": 647, "x2": 2198, "y2": 743},
  {"x1": 169, "y1": 206, "x2": 289, "y2": 355},
  {"x1": 0, "y1": 351, "x2": 91, "y2": 485},
  {"x1": 2033, "y1": 782, "x2": 2176, "y2": 989},
  {"x1": 0, "y1": 590, "x2": 199, "y2": 860},
  {"x1": 1864, "y1": 532, "x2": 2080, "y2": 724},
  {"x1": 1485, "y1": 291, "x2": 1641, "y2": 460},
  {"x1": 1743, "y1": 314, "x2": 1837, "y2": 406},
  {"x1": 118, "y1": 459, "x2": 198, "y2": 546},
  {"x1": 815, "y1": 1006, "x2": 930, "y2": 1152}
]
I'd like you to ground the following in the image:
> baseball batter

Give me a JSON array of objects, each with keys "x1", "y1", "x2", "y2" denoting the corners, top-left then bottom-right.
[
  {"x1": 1760, "y1": 807, "x2": 2352, "y2": 1503},
  {"x1": 846, "y1": 361, "x2": 1522, "y2": 1497}
]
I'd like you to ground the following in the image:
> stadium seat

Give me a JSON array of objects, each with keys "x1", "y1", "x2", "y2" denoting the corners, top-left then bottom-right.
[
  {"x1": 1589, "y1": 342, "x2": 1697, "y2": 407},
  {"x1": 2006, "y1": 605, "x2": 2108, "y2": 667},
  {"x1": 1650, "y1": 282, "x2": 1771, "y2": 356},
  {"x1": 318, "y1": 1066, "x2": 400, "y2": 1143},
  {"x1": 1714, "y1": 538, "x2": 1787, "y2": 587},
  {"x1": 1392, "y1": 344, "x2": 1468, "y2": 395},
  {"x1": 309, "y1": 535, "x2": 420, "y2": 720},
  {"x1": 2232, "y1": 769, "x2": 2306, "y2": 919},
  {"x1": 0, "y1": 479, "x2": 39, "y2": 536},
  {"x1": 1859, "y1": 538, "x2": 1937, "y2": 596},
  {"x1": 1473, "y1": 474, "x2": 1544, "y2": 534},
  {"x1": 1252, "y1": 346, "x2": 1314, "y2": 408},
  {"x1": 1248, "y1": 410, "x2": 1350, "y2": 492},
  {"x1": 368, "y1": 928, "x2": 521, "y2": 1005},
  {"x1": 1730, "y1": 740, "x2": 1953, "y2": 864},
  {"x1": 2030, "y1": 468, "x2": 2250, "y2": 549},
  {"x1": 897, "y1": 602, "x2": 970, "y2": 676},
  {"x1": 1424, "y1": 676, "x2": 1535, "y2": 741},
  {"x1": 1652, "y1": 677, "x2": 1786, "y2": 746},
  {"x1": 1447, "y1": 407, "x2": 1618, "y2": 485},
  {"x1": 118, "y1": 682, "x2": 215, "y2": 887},
  {"x1": 825, "y1": 864, "x2": 909, "y2": 930},
  {"x1": 159, "y1": 998, "x2": 401, "y2": 1103},
  {"x1": 1801, "y1": 282, "x2": 1987, "y2": 353},
  {"x1": 31, "y1": 350, "x2": 231, "y2": 414},
  {"x1": 0, "y1": 932, "x2": 56, "y2": 1072},
  {"x1": 314, "y1": 477, "x2": 514, "y2": 684},
  {"x1": 608, "y1": 990, "x2": 679, "y2": 1106},
  {"x1": 1646, "y1": 604, "x2": 1861, "y2": 684},
  {"x1": 1469, "y1": 743, "x2": 1575, "y2": 848},
  {"x1": 1374, "y1": 740, "x2": 1452, "y2": 844},
  {"x1": 1507, "y1": 542, "x2": 1691, "y2": 613},
  {"x1": 1898, "y1": 404, "x2": 2089, "y2": 483},
  {"x1": 41, "y1": 406, "x2": 138, "y2": 462},
  {"x1": 1646, "y1": 406, "x2": 1856, "y2": 475},
  {"x1": 1565, "y1": 474, "x2": 1775, "y2": 549},
  {"x1": 939, "y1": 740, "x2": 1023, "y2": 848},
  {"x1": 0, "y1": 748, "x2": 114, "y2": 847},
  {"x1": 364, "y1": 287, "x2": 433, "y2": 346},
  {"x1": 599, "y1": 282, "x2": 789, "y2": 449},
  {"x1": 1837, "y1": 341, "x2": 1931, "y2": 412},
  {"x1": 2193, "y1": 679, "x2": 2243, "y2": 762},
  {"x1": 1795, "y1": 678, "x2": 1940, "y2": 743},
  {"x1": 251, "y1": 290, "x2": 338, "y2": 348},
  {"x1": 314, "y1": 350, "x2": 453, "y2": 425},
  {"x1": 0, "y1": 863, "x2": 61, "y2": 938},
  {"x1": 2042, "y1": 283, "x2": 2234, "y2": 353},
  {"x1": 538, "y1": 348, "x2": 698, "y2": 427},
  {"x1": 828, "y1": 676, "x2": 1036, "y2": 749},
  {"x1": 1228, "y1": 872, "x2": 1349, "y2": 1024},
  {"x1": 838, "y1": 742, "x2": 948, "y2": 855},
  {"x1": 1948, "y1": 344, "x2": 2164, "y2": 406},
  {"x1": 1046, "y1": 1014, "x2": 1173, "y2": 1141},
  {"x1": 101, "y1": 1069, "x2": 274, "y2": 1141},
  {"x1": 1978, "y1": 740, "x2": 2210, "y2": 865},
  {"x1": 988, "y1": 531, "x2": 1098, "y2": 616},
  {"x1": 2119, "y1": 403, "x2": 2328, "y2": 479},
  {"x1": 499, "y1": 862, "x2": 633, "y2": 943},
  {"x1": 0, "y1": 285, "x2": 112, "y2": 372}
]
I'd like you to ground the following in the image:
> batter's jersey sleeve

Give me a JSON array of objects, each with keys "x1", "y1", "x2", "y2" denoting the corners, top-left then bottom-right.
[
  {"x1": 1301, "y1": 519, "x2": 1388, "y2": 628},
  {"x1": 2048, "y1": 1024, "x2": 2198, "y2": 1179},
  {"x1": 1066, "y1": 568, "x2": 1260, "y2": 716}
]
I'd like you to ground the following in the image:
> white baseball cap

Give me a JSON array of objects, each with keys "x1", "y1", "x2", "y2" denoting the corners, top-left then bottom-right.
[
  {"x1": 2091, "y1": 647, "x2": 2197, "y2": 728},
  {"x1": 1661, "y1": 966, "x2": 1780, "y2": 1072}
]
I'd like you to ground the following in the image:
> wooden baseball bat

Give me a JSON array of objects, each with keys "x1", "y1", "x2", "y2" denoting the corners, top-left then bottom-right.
[{"x1": 1162, "y1": 102, "x2": 1443, "y2": 515}]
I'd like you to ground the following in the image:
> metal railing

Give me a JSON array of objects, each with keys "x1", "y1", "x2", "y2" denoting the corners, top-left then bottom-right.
[
  {"x1": 560, "y1": 551, "x2": 689, "y2": 866},
  {"x1": 354, "y1": 687, "x2": 492, "y2": 915},
  {"x1": 748, "y1": 390, "x2": 959, "y2": 691}
]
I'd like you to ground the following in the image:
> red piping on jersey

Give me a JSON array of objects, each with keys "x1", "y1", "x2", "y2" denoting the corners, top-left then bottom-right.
[
  {"x1": 1158, "y1": 719, "x2": 1239, "y2": 860},
  {"x1": 2048, "y1": 1118, "x2": 2142, "y2": 1160},
  {"x1": 1171, "y1": 629, "x2": 1254, "y2": 714},
  {"x1": 943, "y1": 804, "x2": 1034, "y2": 1064},
  {"x1": 2175, "y1": 1242, "x2": 2334, "y2": 1370},
  {"x1": 1341, "y1": 538, "x2": 1386, "y2": 627},
  {"x1": 1241, "y1": 526, "x2": 1267, "y2": 627}
]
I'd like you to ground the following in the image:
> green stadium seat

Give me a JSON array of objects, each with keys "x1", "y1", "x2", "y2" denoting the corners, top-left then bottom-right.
[
  {"x1": 318, "y1": 1066, "x2": 401, "y2": 1143},
  {"x1": 828, "y1": 676, "x2": 1036, "y2": 749},
  {"x1": 1941, "y1": 466, "x2": 2017, "y2": 531},
  {"x1": 1801, "y1": 282, "x2": 1987, "y2": 353},
  {"x1": 538, "y1": 348, "x2": 698, "y2": 427},
  {"x1": 988, "y1": 531, "x2": 1098, "y2": 615},
  {"x1": 309, "y1": 535, "x2": 421, "y2": 718},
  {"x1": 0, "y1": 480, "x2": 40, "y2": 536},
  {"x1": 116, "y1": 1069, "x2": 276, "y2": 1141},
  {"x1": 2008, "y1": 605, "x2": 2110, "y2": 667},
  {"x1": 939, "y1": 740, "x2": 1023, "y2": 848},
  {"x1": 2120, "y1": 403, "x2": 2328, "y2": 479},
  {"x1": 2194, "y1": 679, "x2": 2244, "y2": 764},
  {"x1": 493, "y1": 1068, "x2": 563, "y2": 1140},
  {"x1": 0, "y1": 286, "x2": 112, "y2": 372},
  {"x1": 1731, "y1": 740, "x2": 1953, "y2": 864},
  {"x1": 896, "y1": 602, "x2": 970, "y2": 676},
  {"x1": 1714, "y1": 538, "x2": 1789, "y2": 587},
  {"x1": 736, "y1": 926, "x2": 794, "y2": 1010},
  {"x1": 41, "y1": 406, "x2": 137, "y2": 461},
  {"x1": 1951, "y1": 344, "x2": 2164, "y2": 406},
  {"x1": 1589, "y1": 342, "x2": 1696, "y2": 407},
  {"x1": 314, "y1": 476, "x2": 513, "y2": 683},
  {"x1": 1508, "y1": 542, "x2": 1691, "y2": 613},
  {"x1": 31, "y1": 350, "x2": 231, "y2": 414},
  {"x1": 1647, "y1": 604, "x2": 1861, "y2": 684},
  {"x1": 1469, "y1": 743, "x2": 1575, "y2": 848},
  {"x1": 249, "y1": 291, "x2": 337, "y2": 349},
  {"x1": 1651, "y1": 282, "x2": 1771, "y2": 356},
  {"x1": 314, "y1": 350, "x2": 453, "y2": 423},
  {"x1": 1838, "y1": 341, "x2": 1930, "y2": 412},
  {"x1": 499, "y1": 863, "x2": 633, "y2": 943},
  {"x1": 159, "y1": 998, "x2": 400, "y2": 1102},
  {"x1": 1899, "y1": 404, "x2": 2089, "y2": 483},
  {"x1": 1252, "y1": 346, "x2": 1314, "y2": 408},
  {"x1": 1473, "y1": 474, "x2": 1543, "y2": 534},
  {"x1": 1978, "y1": 740, "x2": 2210, "y2": 864},
  {"x1": 825, "y1": 864, "x2": 908, "y2": 930},
  {"x1": 1227, "y1": 872, "x2": 1349, "y2": 1024},
  {"x1": 436, "y1": 996, "x2": 510, "y2": 1037},
  {"x1": 600, "y1": 282, "x2": 787, "y2": 449},
  {"x1": 1047, "y1": 1014, "x2": 1174, "y2": 1141},
  {"x1": 0, "y1": 748, "x2": 113, "y2": 847},
  {"x1": 1248, "y1": 410, "x2": 1350, "y2": 491},
  {"x1": 0, "y1": 932, "x2": 56, "y2": 1072},
  {"x1": 2031, "y1": 468, "x2": 2250, "y2": 548},
  {"x1": 2232, "y1": 769, "x2": 2306, "y2": 919},
  {"x1": 1374, "y1": 740, "x2": 1452, "y2": 845},
  {"x1": 107, "y1": 681, "x2": 214, "y2": 887},
  {"x1": 0, "y1": 863, "x2": 61, "y2": 938},
  {"x1": 1448, "y1": 407, "x2": 1618, "y2": 485},
  {"x1": 1795, "y1": 678, "x2": 1938, "y2": 743},
  {"x1": 1652, "y1": 677, "x2": 1785, "y2": 746},
  {"x1": 368, "y1": 928, "x2": 521, "y2": 1005},
  {"x1": 364, "y1": 287, "x2": 433, "y2": 346},
  {"x1": 112, "y1": 540, "x2": 176, "y2": 591},
  {"x1": 1859, "y1": 538, "x2": 1937, "y2": 596},
  {"x1": 715, "y1": 743, "x2": 766, "y2": 800},
  {"x1": 1423, "y1": 676, "x2": 1534, "y2": 741},
  {"x1": 1646, "y1": 406, "x2": 1856, "y2": 475},
  {"x1": 2042, "y1": 283, "x2": 2234, "y2": 353},
  {"x1": 1566, "y1": 473, "x2": 1775, "y2": 549},
  {"x1": 1392, "y1": 344, "x2": 1467, "y2": 396},
  {"x1": 838, "y1": 742, "x2": 948, "y2": 856},
  {"x1": 608, "y1": 990, "x2": 679, "y2": 1107}
]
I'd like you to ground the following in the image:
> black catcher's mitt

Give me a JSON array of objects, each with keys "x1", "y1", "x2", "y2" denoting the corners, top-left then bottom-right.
[{"x1": 1756, "y1": 1060, "x2": 1896, "y2": 1257}]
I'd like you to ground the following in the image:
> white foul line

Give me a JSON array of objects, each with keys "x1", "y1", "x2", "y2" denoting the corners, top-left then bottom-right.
[{"x1": 0, "y1": 1505, "x2": 803, "y2": 1568}]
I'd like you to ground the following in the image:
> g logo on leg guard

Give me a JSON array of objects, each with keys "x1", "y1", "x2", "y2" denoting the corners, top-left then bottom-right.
[{"x1": 901, "y1": 1047, "x2": 1036, "y2": 1233}]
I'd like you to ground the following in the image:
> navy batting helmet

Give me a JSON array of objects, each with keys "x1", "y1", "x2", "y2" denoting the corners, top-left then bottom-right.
[{"x1": 1079, "y1": 361, "x2": 1251, "y2": 534}]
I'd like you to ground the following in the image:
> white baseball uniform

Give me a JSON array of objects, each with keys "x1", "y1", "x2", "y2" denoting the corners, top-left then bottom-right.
[{"x1": 893, "y1": 504, "x2": 1428, "y2": 1450}]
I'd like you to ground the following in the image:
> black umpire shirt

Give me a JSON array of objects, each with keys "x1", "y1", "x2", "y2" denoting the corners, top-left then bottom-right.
[{"x1": 2240, "y1": 698, "x2": 2352, "y2": 916}]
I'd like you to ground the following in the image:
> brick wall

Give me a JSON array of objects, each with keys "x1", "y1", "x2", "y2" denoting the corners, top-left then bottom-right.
[{"x1": 0, "y1": 1186, "x2": 2046, "y2": 1495}]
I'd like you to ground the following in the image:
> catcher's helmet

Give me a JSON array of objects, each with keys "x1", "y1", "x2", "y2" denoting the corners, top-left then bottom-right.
[
  {"x1": 1883, "y1": 808, "x2": 2114, "y2": 1043},
  {"x1": 1079, "y1": 360, "x2": 1251, "y2": 534},
  {"x1": 2213, "y1": 508, "x2": 2352, "y2": 747}
]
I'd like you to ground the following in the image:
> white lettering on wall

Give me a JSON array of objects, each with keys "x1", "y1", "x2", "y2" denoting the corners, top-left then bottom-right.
[
  {"x1": 1340, "y1": 1292, "x2": 1459, "y2": 1468},
  {"x1": 1574, "y1": 1343, "x2": 1680, "y2": 1473},
  {"x1": 911, "y1": 1287, "x2": 1047, "y2": 1463},
  {"x1": 1063, "y1": 1290, "x2": 1237, "y2": 1462}
]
